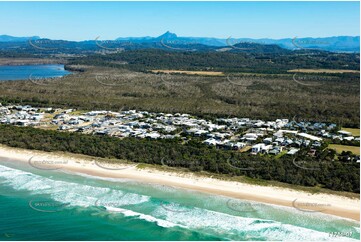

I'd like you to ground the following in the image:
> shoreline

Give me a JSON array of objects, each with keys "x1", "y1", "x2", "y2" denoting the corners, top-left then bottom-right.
[
  {"x1": 0, "y1": 144, "x2": 359, "y2": 221},
  {"x1": 0, "y1": 58, "x2": 65, "y2": 66}
]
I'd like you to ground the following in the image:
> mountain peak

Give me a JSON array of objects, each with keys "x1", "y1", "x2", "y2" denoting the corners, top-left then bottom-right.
[{"x1": 158, "y1": 31, "x2": 177, "y2": 39}]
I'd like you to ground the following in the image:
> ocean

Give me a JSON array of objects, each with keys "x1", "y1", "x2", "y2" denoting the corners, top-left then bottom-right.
[
  {"x1": 0, "y1": 158, "x2": 359, "y2": 241},
  {"x1": 0, "y1": 64, "x2": 70, "y2": 81}
]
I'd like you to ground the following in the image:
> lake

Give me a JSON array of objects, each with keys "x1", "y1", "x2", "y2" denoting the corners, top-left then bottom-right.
[{"x1": 0, "y1": 64, "x2": 70, "y2": 81}]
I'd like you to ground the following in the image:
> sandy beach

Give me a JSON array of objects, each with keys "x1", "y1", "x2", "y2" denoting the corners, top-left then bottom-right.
[{"x1": 0, "y1": 144, "x2": 359, "y2": 221}]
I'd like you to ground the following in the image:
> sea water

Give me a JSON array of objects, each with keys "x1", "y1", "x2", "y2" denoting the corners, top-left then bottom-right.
[{"x1": 0, "y1": 158, "x2": 359, "y2": 241}]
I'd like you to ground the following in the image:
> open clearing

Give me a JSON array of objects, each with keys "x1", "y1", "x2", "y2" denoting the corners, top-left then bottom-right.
[
  {"x1": 328, "y1": 144, "x2": 360, "y2": 155},
  {"x1": 341, "y1": 128, "x2": 360, "y2": 136},
  {"x1": 288, "y1": 69, "x2": 359, "y2": 74},
  {"x1": 0, "y1": 58, "x2": 63, "y2": 65},
  {"x1": 151, "y1": 70, "x2": 224, "y2": 76}
]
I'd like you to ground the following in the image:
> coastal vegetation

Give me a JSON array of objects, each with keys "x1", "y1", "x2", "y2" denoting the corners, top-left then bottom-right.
[
  {"x1": 0, "y1": 65, "x2": 359, "y2": 127},
  {"x1": 0, "y1": 124, "x2": 359, "y2": 193},
  {"x1": 0, "y1": 47, "x2": 359, "y2": 127},
  {"x1": 67, "y1": 49, "x2": 360, "y2": 73}
]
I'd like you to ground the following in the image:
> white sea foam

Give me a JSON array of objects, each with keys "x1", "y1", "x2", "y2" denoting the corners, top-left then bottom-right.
[
  {"x1": 153, "y1": 201, "x2": 359, "y2": 241},
  {"x1": 0, "y1": 164, "x2": 359, "y2": 241},
  {"x1": 104, "y1": 206, "x2": 186, "y2": 228},
  {"x1": 0, "y1": 164, "x2": 150, "y2": 208}
]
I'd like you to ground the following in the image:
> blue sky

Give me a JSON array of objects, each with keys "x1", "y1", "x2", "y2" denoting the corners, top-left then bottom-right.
[{"x1": 0, "y1": 1, "x2": 359, "y2": 40}]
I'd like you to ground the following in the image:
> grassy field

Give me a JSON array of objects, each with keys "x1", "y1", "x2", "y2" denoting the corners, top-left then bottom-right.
[
  {"x1": 288, "y1": 69, "x2": 360, "y2": 73},
  {"x1": 341, "y1": 128, "x2": 361, "y2": 136},
  {"x1": 0, "y1": 58, "x2": 64, "y2": 65},
  {"x1": 274, "y1": 150, "x2": 288, "y2": 159},
  {"x1": 328, "y1": 144, "x2": 360, "y2": 155},
  {"x1": 151, "y1": 70, "x2": 224, "y2": 76}
]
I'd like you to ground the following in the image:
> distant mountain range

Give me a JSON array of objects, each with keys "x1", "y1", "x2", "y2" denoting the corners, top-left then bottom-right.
[
  {"x1": 0, "y1": 32, "x2": 359, "y2": 53},
  {"x1": 116, "y1": 31, "x2": 360, "y2": 53},
  {"x1": 0, "y1": 35, "x2": 40, "y2": 42}
]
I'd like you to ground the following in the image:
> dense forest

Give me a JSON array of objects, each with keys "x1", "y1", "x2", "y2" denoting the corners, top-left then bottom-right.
[
  {"x1": 0, "y1": 64, "x2": 359, "y2": 127},
  {"x1": 0, "y1": 45, "x2": 359, "y2": 126},
  {"x1": 67, "y1": 49, "x2": 360, "y2": 73},
  {"x1": 0, "y1": 124, "x2": 359, "y2": 193}
]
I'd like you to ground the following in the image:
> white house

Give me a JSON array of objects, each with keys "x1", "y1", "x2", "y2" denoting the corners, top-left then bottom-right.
[
  {"x1": 296, "y1": 132, "x2": 322, "y2": 141},
  {"x1": 243, "y1": 133, "x2": 258, "y2": 141},
  {"x1": 204, "y1": 138, "x2": 219, "y2": 146},
  {"x1": 287, "y1": 148, "x2": 299, "y2": 155},
  {"x1": 233, "y1": 142, "x2": 246, "y2": 149},
  {"x1": 338, "y1": 130, "x2": 352, "y2": 136},
  {"x1": 251, "y1": 143, "x2": 266, "y2": 154},
  {"x1": 261, "y1": 145, "x2": 273, "y2": 154}
]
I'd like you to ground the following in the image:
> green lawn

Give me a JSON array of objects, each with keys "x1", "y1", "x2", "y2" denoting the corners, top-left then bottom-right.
[
  {"x1": 341, "y1": 128, "x2": 360, "y2": 137},
  {"x1": 328, "y1": 144, "x2": 360, "y2": 155},
  {"x1": 274, "y1": 150, "x2": 287, "y2": 159}
]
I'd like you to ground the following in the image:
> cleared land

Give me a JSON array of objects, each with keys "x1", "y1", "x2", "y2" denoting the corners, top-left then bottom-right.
[
  {"x1": 342, "y1": 128, "x2": 361, "y2": 137},
  {"x1": 288, "y1": 69, "x2": 360, "y2": 74},
  {"x1": 328, "y1": 144, "x2": 360, "y2": 155},
  {"x1": 151, "y1": 70, "x2": 224, "y2": 76},
  {"x1": 0, "y1": 58, "x2": 64, "y2": 65}
]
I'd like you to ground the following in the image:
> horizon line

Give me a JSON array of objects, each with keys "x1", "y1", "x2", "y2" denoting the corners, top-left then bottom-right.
[{"x1": 1, "y1": 33, "x2": 360, "y2": 42}]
